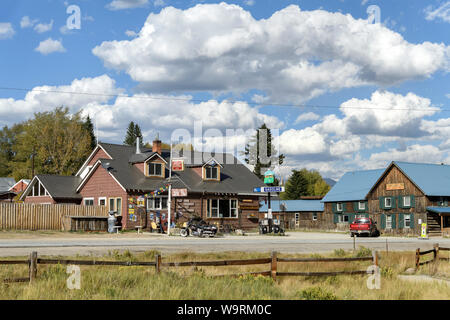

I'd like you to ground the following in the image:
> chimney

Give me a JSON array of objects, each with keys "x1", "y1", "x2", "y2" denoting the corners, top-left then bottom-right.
[
  {"x1": 136, "y1": 137, "x2": 141, "y2": 154},
  {"x1": 152, "y1": 133, "x2": 162, "y2": 155}
]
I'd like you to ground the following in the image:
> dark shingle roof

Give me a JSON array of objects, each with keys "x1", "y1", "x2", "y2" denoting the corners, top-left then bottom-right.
[
  {"x1": 36, "y1": 175, "x2": 82, "y2": 199},
  {"x1": 98, "y1": 142, "x2": 263, "y2": 194}
]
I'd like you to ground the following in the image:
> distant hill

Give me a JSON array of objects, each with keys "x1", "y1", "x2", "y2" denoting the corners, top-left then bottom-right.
[{"x1": 323, "y1": 178, "x2": 336, "y2": 187}]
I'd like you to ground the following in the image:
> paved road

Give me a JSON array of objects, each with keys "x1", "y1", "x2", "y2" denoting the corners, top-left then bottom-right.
[{"x1": 0, "y1": 232, "x2": 448, "y2": 257}]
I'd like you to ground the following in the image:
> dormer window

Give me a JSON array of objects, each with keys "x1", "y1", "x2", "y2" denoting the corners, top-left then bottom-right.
[
  {"x1": 205, "y1": 166, "x2": 218, "y2": 180},
  {"x1": 147, "y1": 162, "x2": 163, "y2": 177}
]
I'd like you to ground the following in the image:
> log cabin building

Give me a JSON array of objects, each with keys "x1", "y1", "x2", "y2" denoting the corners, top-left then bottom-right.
[
  {"x1": 20, "y1": 137, "x2": 264, "y2": 231},
  {"x1": 323, "y1": 161, "x2": 450, "y2": 236}
]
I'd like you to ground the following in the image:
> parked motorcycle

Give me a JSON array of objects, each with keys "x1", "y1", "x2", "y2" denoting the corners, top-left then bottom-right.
[{"x1": 180, "y1": 217, "x2": 218, "y2": 238}]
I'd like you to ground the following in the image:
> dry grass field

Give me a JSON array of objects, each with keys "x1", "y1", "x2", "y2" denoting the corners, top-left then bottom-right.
[{"x1": 0, "y1": 247, "x2": 449, "y2": 300}]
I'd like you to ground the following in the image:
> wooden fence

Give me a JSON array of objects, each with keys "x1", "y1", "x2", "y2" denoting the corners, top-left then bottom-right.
[
  {"x1": 415, "y1": 243, "x2": 450, "y2": 268},
  {"x1": 1, "y1": 251, "x2": 377, "y2": 283},
  {"x1": 0, "y1": 203, "x2": 108, "y2": 231}
]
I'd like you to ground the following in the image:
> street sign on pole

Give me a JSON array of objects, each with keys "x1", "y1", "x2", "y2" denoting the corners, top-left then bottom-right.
[
  {"x1": 264, "y1": 170, "x2": 275, "y2": 184},
  {"x1": 254, "y1": 186, "x2": 285, "y2": 193}
]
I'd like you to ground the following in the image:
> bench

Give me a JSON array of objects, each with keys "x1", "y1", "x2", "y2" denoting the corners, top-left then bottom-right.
[
  {"x1": 112, "y1": 226, "x2": 122, "y2": 234},
  {"x1": 135, "y1": 226, "x2": 143, "y2": 234}
]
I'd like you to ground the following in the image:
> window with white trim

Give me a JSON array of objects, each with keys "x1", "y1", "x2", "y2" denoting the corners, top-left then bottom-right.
[
  {"x1": 205, "y1": 166, "x2": 218, "y2": 180},
  {"x1": 98, "y1": 197, "x2": 106, "y2": 206},
  {"x1": 358, "y1": 201, "x2": 365, "y2": 210},
  {"x1": 109, "y1": 197, "x2": 122, "y2": 216},
  {"x1": 147, "y1": 197, "x2": 168, "y2": 210},
  {"x1": 385, "y1": 197, "x2": 392, "y2": 208},
  {"x1": 338, "y1": 215, "x2": 349, "y2": 223},
  {"x1": 30, "y1": 181, "x2": 49, "y2": 197},
  {"x1": 148, "y1": 162, "x2": 163, "y2": 177},
  {"x1": 207, "y1": 199, "x2": 238, "y2": 218},
  {"x1": 403, "y1": 196, "x2": 411, "y2": 207},
  {"x1": 404, "y1": 214, "x2": 411, "y2": 229},
  {"x1": 386, "y1": 215, "x2": 392, "y2": 229}
]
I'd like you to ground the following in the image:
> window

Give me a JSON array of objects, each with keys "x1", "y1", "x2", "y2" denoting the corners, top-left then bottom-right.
[
  {"x1": 404, "y1": 214, "x2": 411, "y2": 229},
  {"x1": 205, "y1": 166, "x2": 218, "y2": 180},
  {"x1": 31, "y1": 181, "x2": 49, "y2": 197},
  {"x1": 147, "y1": 197, "x2": 168, "y2": 210},
  {"x1": 312, "y1": 213, "x2": 318, "y2": 221},
  {"x1": 148, "y1": 163, "x2": 163, "y2": 176},
  {"x1": 109, "y1": 197, "x2": 122, "y2": 215},
  {"x1": 358, "y1": 202, "x2": 365, "y2": 210},
  {"x1": 98, "y1": 197, "x2": 106, "y2": 206},
  {"x1": 403, "y1": 196, "x2": 411, "y2": 207},
  {"x1": 336, "y1": 203, "x2": 343, "y2": 212},
  {"x1": 386, "y1": 215, "x2": 392, "y2": 229},
  {"x1": 207, "y1": 199, "x2": 238, "y2": 218},
  {"x1": 83, "y1": 198, "x2": 94, "y2": 206},
  {"x1": 338, "y1": 215, "x2": 349, "y2": 223},
  {"x1": 384, "y1": 197, "x2": 392, "y2": 208}
]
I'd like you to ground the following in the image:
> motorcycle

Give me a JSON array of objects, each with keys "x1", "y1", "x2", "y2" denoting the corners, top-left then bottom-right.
[{"x1": 180, "y1": 217, "x2": 218, "y2": 238}]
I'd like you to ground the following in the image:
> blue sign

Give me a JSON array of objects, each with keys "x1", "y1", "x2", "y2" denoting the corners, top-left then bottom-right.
[{"x1": 254, "y1": 186, "x2": 285, "y2": 193}]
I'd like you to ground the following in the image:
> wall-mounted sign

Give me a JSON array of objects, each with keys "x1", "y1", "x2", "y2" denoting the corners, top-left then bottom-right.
[
  {"x1": 386, "y1": 183, "x2": 404, "y2": 190},
  {"x1": 172, "y1": 188, "x2": 188, "y2": 197},
  {"x1": 137, "y1": 196, "x2": 145, "y2": 207},
  {"x1": 172, "y1": 159, "x2": 184, "y2": 171}
]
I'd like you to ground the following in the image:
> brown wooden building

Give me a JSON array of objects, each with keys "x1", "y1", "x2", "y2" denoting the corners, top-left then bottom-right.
[{"x1": 21, "y1": 138, "x2": 264, "y2": 231}]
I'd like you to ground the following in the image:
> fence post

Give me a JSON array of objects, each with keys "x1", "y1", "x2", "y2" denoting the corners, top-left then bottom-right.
[
  {"x1": 155, "y1": 254, "x2": 161, "y2": 274},
  {"x1": 433, "y1": 243, "x2": 439, "y2": 263},
  {"x1": 372, "y1": 250, "x2": 378, "y2": 267},
  {"x1": 415, "y1": 248, "x2": 420, "y2": 269},
  {"x1": 29, "y1": 251, "x2": 37, "y2": 282},
  {"x1": 271, "y1": 251, "x2": 277, "y2": 281}
]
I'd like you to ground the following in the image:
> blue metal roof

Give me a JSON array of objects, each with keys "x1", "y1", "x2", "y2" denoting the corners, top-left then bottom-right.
[
  {"x1": 394, "y1": 161, "x2": 450, "y2": 196},
  {"x1": 426, "y1": 206, "x2": 450, "y2": 214},
  {"x1": 0, "y1": 178, "x2": 15, "y2": 192},
  {"x1": 321, "y1": 169, "x2": 384, "y2": 202},
  {"x1": 259, "y1": 200, "x2": 324, "y2": 212}
]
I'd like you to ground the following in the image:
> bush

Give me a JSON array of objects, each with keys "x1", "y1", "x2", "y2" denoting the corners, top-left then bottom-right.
[
  {"x1": 298, "y1": 287, "x2": 338, "y2": 300},
  {"x1": 333, "y1": 249, "x2": 347, "y2": 257},
  {"x1": 354, "y1": 246, "x2": 372, "y2": 258}
]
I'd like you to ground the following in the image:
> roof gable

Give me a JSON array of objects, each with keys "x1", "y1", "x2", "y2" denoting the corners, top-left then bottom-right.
[{"x1": 321, "y1": 169, "x2": 384, "y2": 202}]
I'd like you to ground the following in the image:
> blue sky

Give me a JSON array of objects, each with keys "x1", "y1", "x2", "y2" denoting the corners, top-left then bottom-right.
[{"x1": 0, "y1": 0, "x2": 449, "y2": 180}]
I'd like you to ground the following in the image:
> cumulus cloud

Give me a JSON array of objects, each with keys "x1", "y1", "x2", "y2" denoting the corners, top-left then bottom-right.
[
  {"x1": 92, "y1": 3, "x2": 450, "y2": 103},
  {"x1": 0, "y1": 75, "x2": 122, "y2": 125},
  {"x1": 106, "y1": 0, "x2": 149, "y2": 10},
  {"x1": 0, "y1": 23, "x2": 15, "y2": 39},
  {"x1": 20, "y1": 16, "x2": 38, "y2": 28},
  {"x1": 34, "y1": 20, "x2": 54, "y2": 33},
  {"x1": 425, "y1": 2, "x2": 450, "y2": 23},
  {"x1": 294, "y1": 112, "x2": 320, "y2": 124},
  {"x1": 35, "y1": 38, "x2": 66, "y2": 55}
]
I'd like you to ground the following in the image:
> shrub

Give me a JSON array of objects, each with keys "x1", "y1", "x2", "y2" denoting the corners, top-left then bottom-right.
[
  {"x1": 354, "y1": 246, "x2": 372, "y2": 258},
  {"x1": 298, "y1": 287, "x2": 338, "y2": 300},
  {"x1": 333, "y1": 249, "x2": 347, "y2": 257}
]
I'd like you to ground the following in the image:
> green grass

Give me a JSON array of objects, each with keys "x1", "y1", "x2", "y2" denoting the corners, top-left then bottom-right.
[{"x1": 0, "y1": 248, "x2": 449, "y2": 300}]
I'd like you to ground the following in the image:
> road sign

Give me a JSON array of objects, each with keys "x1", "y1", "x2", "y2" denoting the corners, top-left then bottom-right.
[
  {"x1": 253, "y1": 186, "x2": 285, "y2": 193},
  {"x1": 264, "y1": 170, "x2": 275, "y2": 184}
]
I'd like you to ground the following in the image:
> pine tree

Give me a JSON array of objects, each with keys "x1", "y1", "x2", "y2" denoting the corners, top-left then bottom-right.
[
  {"x1": 284, "y1": 169, "x2": 308, "y2": 199},
  {"x1": 83, "y1": 115, "x2": 96, "y2": 151},
  {"x1": 124, "y1": 121, "x2": 136, "y2": 146},
  {"x1": 242, "y1": 123, "x2": 284, "y2": 180},
  {"x1": 134, "y1": 123, "x2": 143, "y2": 147}
]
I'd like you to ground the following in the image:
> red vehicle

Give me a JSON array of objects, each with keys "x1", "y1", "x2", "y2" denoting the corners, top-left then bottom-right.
[{"x1": 350, "y1": 217, "x2": 380, "y2": 237}]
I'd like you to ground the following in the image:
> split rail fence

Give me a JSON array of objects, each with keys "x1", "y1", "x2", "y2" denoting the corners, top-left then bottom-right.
[
  {"x1": 0, "y1": 203, "x2": 108, "y2": 230},
  {"x1": 1, "y1": 251, "x2": 377, "y2": 284},
  {"x1": 415, "y1": 243, "x2": 450, "y2": 268}
]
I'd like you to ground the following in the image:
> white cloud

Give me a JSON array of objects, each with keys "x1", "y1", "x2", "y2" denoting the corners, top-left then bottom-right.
[
  {"x1": 125, "y1": 30, "x2": 138, "y2": 37},
  {"x1": 244, "y1": 0, "x2": 255, "y2": 6},
  {"x1": 34, "y1": 20, "x2": 54, "y2": 33},
  {"x1": 20, "y1": 16, "x2": 38, "y2": 28},
  {"x1": 277, "y1": 127, "x2": 327, "y2": 155},
  {"x1": 425, "y1": 2, "x2": 450, "y2": 23},
  {"x1": 35, "y1": 38, "x2": 66, "y2": 55},
  {"x1": 93, "y1": 3, "x2": 450, "y2": 103},
  {"x1": 0, "y1": 23, "x2": 15, "y2": 39},
  {"x1": 106, "y1": 0, "x2": 149, "y2": 10},
  {"x1": 294, "y1": 112, "x2": 320, "y2": 124},
  {"x1": 0, "y1": 75, "x2": 123, "y2": 127}
]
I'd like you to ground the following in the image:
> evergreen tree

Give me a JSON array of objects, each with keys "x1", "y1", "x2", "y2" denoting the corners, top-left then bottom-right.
[
  {"x1": 134, "y1": 123, "x2": 143, "y2": 146},
  {"x1": 284, "y1": 169, "x2": 308, "y2": 199},
  {"x1": 124, "y1": 121, "x2": 136, "y2": 146},
  {"x1": 242, "y1": 123, "x2": 284, "y2": 180},
  {"x1": 83, "y1": 115, "x2": 96, "y2": 151}
]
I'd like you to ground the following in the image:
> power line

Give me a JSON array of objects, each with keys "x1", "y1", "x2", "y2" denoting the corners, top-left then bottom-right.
[{"x1": 0, "y1": 86, "x2": 446, "y2": 112}]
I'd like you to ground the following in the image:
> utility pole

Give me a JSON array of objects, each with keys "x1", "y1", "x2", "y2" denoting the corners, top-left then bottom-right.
[
  {"x1": 167, "y1": 142, "x2": 173, "y2": 236},
  {"x1": 31, "y1": 147, "x2": 35, "y2": 179}
]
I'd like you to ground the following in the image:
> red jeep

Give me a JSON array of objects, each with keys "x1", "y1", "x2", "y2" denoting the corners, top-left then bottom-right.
[{"x1": 350, "y1": 217, "x2": 380, "y2": 237}]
